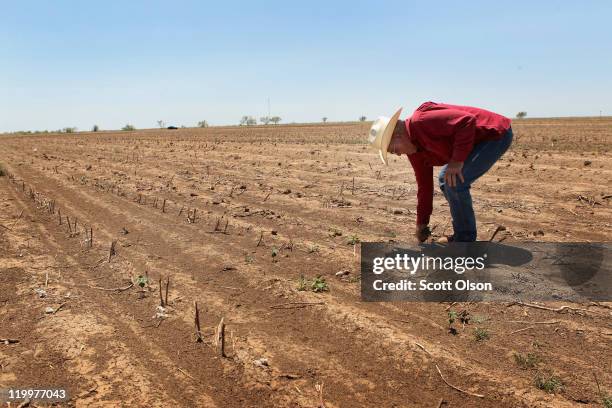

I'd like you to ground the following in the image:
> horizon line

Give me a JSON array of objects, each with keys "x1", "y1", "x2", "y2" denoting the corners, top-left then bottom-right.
[{"x1": 3, "y1": 114, "x2": 612, "y2": 135}]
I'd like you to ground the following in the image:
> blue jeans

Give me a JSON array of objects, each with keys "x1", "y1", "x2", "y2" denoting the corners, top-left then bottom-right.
[{"x1": 439, "y1": 128, "x2": 513, "y2": 242}]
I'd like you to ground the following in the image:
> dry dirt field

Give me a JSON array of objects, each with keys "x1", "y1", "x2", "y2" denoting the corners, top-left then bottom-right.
[{"x1": 1, "y1": 117, "x2": 611, "y2": 407}]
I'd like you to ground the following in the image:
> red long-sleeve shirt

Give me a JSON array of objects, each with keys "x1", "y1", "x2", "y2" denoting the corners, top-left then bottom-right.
[{"x1": 406, "y1": 102, "x2": 511, "y2": 225}]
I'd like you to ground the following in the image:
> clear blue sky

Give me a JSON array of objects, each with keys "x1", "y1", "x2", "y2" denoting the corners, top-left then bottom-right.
[{"x1": 1, "y1": 1, "x2": 611, "y2": 132}]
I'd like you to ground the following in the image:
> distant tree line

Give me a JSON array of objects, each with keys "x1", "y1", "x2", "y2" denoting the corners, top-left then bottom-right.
[
  {"x1": 5, "y1": 115, "x2": 312, "y2": 135},
  {"x1": 241, "y1": 116, "x2": 281, "y2": 126}
]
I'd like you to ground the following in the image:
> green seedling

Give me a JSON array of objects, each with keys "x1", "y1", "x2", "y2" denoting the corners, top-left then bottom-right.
[
  {"x1": 448, "y1": 310, "x2": 458, "y2": 335},
  {"x1": 136, "y1": 275, "x2": 148, "y2": 289},
  {"x1": 514, "y1": 352, "x2": 540, "y2": 369},
  {"x1": 534, "y1": 373, "x2": 562, "y2": 393},
  {"x1": 135, "y1": 275, "x2": 149, "y2": 299},
  {"x1": 271, "y1": 247, "x2": 279, "y2": 263},
  {"x1": 346, "y1": 235, "x2": 360, "y2": 245},
  {"x1": 245, "y1": 254, "x2": 254, "y2": 264},
  {"x1": 348, "y1": 275, "x2": 361, "y2": 283},
  {"x1": 474, "y1": 327, "x2": 490, "y2": 341},
  {"x1": 297, "y1": 275, "x2": 307, "y2": 291},
  {"x1": 311, "y1": 276, "x2": 329, "y2": 293}
]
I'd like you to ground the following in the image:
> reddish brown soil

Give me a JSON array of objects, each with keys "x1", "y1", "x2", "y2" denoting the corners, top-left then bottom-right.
[{"x1": 1, "y1": 118, "x2": 610, "y2": 407}]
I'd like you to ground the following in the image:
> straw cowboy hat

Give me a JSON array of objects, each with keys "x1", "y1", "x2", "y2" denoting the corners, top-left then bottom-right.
[{"x1": 367, "y1": 108, "x2": 403, "y2": 165}]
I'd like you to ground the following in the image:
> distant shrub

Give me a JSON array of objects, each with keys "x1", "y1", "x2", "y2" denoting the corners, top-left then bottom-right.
[
  {"x1": 92, "y1": 125, "x2": 99, "y2": 132},
  {"x1": 197, "y1": 120, "x2": 209, "y2": 128},
  {"x1": 122, "y1": 124, "x2": 136, "y2": 131},
  {"x1": 269, "y1": 116, "x2": 281, "y2": 125},
  {"x1": 359, "y1": 116, "x2": 367, "y2": 122},
  {"x1": 240, "y1": 116, "x2": 257, "y2": 126},
  {"x1": 516, "y1": 111, "x2": 527, "y2": 119},
  {"x1": 63, "y1": 127, "x2": 77, "y2": 133}
]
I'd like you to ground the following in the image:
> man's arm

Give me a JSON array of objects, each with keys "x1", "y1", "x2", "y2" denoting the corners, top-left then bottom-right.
[{"x1": 408, "y1": 153, "x2": 433, "y2": 241}]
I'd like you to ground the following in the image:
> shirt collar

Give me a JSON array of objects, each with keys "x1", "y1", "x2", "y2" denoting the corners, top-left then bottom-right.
[{"x1": 405, "y1": 117, "x2": 420, "y2": 147}]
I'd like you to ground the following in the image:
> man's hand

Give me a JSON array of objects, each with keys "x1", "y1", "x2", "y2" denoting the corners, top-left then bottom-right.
[
  {"x1": 444, "y1": 161, "x2": 465, "y2": 188},
  {"x1": 415, "y1": 224, "x2": 431, "y2": 242}
]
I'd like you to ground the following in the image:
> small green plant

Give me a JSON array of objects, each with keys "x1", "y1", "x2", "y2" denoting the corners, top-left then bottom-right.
[
  {"x1": 271, "y1": 247, "x2": 279, "y2": 262},
  {"x1": 135, "y1": 275, "x2": 149, "y2": 298},
  {"x1": 534, "y1": 372, "x2": 562, "y2": 393},
  {"x1": 122, "y1": 124, "x2": 136, "y2": 131},
  {"x1": 297, "y1": 275, "x2": 330, "y2": 292},
  {"x1": 348, "y1": 275, "x2": 361, "y2": 283},
  {"x1": 346, "y1": 235, "x2": 360, "y2": 245},
  {"x1": 245, "y1": 254, "x2": 254, "y2": 264},
  {"x1": 514, "y1": 352, "x2": 540, "y2": 369},
  {"x1": 136, "y1": 275, "x2": 148, "y2": 288},
  {"x1": 474, "y1": 327, "x2": 490, "y2": 341},
  {"x1": 297, "y1": 275, "x2": 307, "y2": 291},
  {"x1": 0, "y1": 164, "x2": 5, "y2": 177},
  {"x1": 311, "y1": 276, "x2": 329, "y2": 293},
  {"x1": 447, "y1": 310, "x2": 458, "y2": 335}
]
